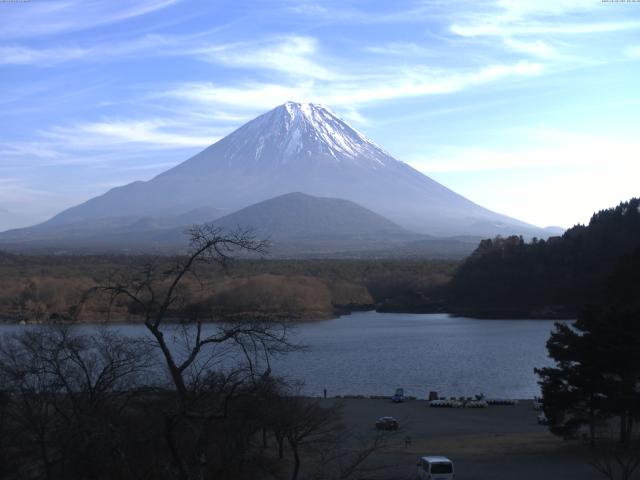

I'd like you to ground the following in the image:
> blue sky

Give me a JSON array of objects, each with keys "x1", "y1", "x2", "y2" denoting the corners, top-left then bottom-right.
[{"x1": 1, "y1": 0, "x2": 639, "y2": 231}]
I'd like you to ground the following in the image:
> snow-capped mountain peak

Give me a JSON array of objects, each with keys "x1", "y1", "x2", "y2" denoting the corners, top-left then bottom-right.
[
  {"x1": 219, "y1": 101, "x2": 391, "y2": 168},
  {"x1": 279, "y1": 101, "x2": 376, "y2": 158},
  {"x1": 35, "y1": 101, "x2": 544, "y2": 240}
]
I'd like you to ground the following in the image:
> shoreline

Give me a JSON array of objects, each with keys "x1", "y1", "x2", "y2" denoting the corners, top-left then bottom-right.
[{"x1": 0, "y1": 305, "x2": 575, "y2": 325}]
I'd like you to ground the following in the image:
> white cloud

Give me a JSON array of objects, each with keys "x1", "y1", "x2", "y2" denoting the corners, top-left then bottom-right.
[
  {"x1": 0, "y1": 116, "x2": 221, "y2": 174},
  {"x1": 0, "y1": 45, "x2": 89, "y2": 65},
  {"x1": 502, "y1": 37, "x2": 557, "y2": 58},
  {"x1": 43, "y1": 119, "x2": 216, "y2": 149}
]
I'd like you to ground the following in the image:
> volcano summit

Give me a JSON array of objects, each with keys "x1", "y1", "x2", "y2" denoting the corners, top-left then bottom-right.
[{"x1": 0, "y1": 102, "x2": 551, "y2": 253}]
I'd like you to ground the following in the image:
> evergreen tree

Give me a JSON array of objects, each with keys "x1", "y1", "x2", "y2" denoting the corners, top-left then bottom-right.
[
  {"x1": 449, "y1": 197, "x2": 640, "y2": 317},
  {"x1": 536, "y1": 315, "x2": 609, "y2": 444},
  {"x1": 536, "y1": 304, "x2": 640, "y2": 445}
]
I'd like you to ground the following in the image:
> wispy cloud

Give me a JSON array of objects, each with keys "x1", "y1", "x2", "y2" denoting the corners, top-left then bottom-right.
[
  {"x1": 0, "y1": 0, "x2": 181, "y2": 39},
  {"x1": 1, "y1": 116, "x2": 219, "y2": 172},
  {"x1": 166, "y1": 81, "x2": 309, "y2": 111},
  {"x1": 450, "y1": 0, "x2": 640, "y2": 37},
  {"x1": 0, "y1": 33, "x2": 336, "y2": 83},
  {"x1": 167, "y1": 60, "x2": 544, "y2": 111},
  {"x1": 32, "y1": 118, "x2": 217, "y2": 156},
  {"x1": 365, "y1": 42, "x2": 440, "y2": 57},
  {"x1": 0, "y1": 45, "x2": 89, "y2": 65},
  {"x1": 0, "y1": 34, "x2": 186, "y2": 66},
  {"x1": 452, "y1": 20, "x2": 640, "y2": 37},
  {"x1": 192, "y1": 36, "x2": 339, "y2": 80},
  {"x1": 60, "y1": 119, "x2": 214, "y2": 148},
  {"x1": 6, "y1": 54, "x2": 545, "y2": 175},
  {"x1": 502, "y1": 37, "x2": 558, "y2": 59},
  {"x1": 286, "y1": 1, "x2": 433, "y2": 24}
]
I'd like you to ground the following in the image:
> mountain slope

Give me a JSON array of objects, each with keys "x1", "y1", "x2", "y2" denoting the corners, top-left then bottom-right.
[
  {"x1": 211, "y1": 192, "x2": 408, "y2": 238},
  {"x1": 32, "y1": 102, "x2": 545, "y2": 239},
  {"x1": 194, "y1": 192, "x2": 417, "y2": 255}
]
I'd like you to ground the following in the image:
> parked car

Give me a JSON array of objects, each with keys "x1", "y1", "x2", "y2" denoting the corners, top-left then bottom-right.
[
  {"x1": 392, "y1": 388, "x2": 405, "y2": 403},
  {"x1": 375, "y1": 416, "x2": 399, "y2": 431},
  {"x1": 417, "y1": 456, "x2": 455, "y2": 480}
]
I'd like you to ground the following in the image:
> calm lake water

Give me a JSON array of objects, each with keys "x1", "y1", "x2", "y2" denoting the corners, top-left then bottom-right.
[
  {"x1": 272, "y1": 312, "x2": 563, "y2": 399},
  {"x1": 0, "y1": 312, "x2": 563, "y2": 399}
]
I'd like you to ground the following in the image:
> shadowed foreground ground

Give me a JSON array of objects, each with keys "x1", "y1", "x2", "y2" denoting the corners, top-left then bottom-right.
[{"x1": 325, "y1": 399, "x2": 602, "y2": 480}]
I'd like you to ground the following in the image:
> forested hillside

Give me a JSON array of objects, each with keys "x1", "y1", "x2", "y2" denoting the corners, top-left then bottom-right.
[{"x1": 448, "y1": 198, "x2": 640, "y2": 318}]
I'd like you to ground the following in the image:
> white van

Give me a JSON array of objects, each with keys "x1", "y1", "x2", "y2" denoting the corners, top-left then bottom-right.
[{"x1": 417, "y1": 456, "x2": 455, "y2": 480}]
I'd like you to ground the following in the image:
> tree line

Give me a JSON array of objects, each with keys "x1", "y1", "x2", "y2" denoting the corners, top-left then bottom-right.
[{"x1": 448, "y1": 198, "x2": 640, "y2": 318}]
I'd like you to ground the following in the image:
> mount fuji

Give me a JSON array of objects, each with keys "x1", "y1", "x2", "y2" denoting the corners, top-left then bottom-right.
[{"x1": 0, "y1": 102, "x2": 552, "y2": 253}]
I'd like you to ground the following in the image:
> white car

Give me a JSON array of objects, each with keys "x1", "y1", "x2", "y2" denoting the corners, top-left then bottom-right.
[{"x1": 417, "y1": 456, "x2": 455, "y2": 480}]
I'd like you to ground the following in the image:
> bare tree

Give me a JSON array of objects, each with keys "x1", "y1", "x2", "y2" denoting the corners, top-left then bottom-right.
[
  {"x1": 263, "y1": 386, "x2": 395, "y2": 480},
  {"x1": 100, "y1": 226, "x2": 276, "y2": 395},
  {"x1": 313, "y1": 429, "x2": 396, "y2": 480},
  {"x1": 0, "y1": 325, "x2": 152, "y2": 480},
  {"x1": 98, "y1": 225, "x2": 297, "y2": 480},
  {"x1": 270, "y1": 394, "x2": 343, "y2": 480},
  {"x1": 589, "y1": 442, "x2": 640, "y2": 480}
]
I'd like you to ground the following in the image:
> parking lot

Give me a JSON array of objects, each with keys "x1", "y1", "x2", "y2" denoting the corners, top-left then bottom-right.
[{"x1": 326, "y1": 398, "x2": 604, "y2": 480}]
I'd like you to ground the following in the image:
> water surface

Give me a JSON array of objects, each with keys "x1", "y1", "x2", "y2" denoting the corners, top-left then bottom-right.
[
  {"x1": 271, "y1": 312, "x2": 561, "y2": 399},
  {"x1": 0, "y1": 312, "x2": 563, "y2": 399}
]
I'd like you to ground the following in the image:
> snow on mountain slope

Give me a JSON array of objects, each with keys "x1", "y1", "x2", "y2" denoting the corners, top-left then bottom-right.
[
  {"x1": 169, "y1": 101, "x2": 396, "y2": 173},
  {"x1": 28, "y1": 101, "x2": 544, "y2": 238}
]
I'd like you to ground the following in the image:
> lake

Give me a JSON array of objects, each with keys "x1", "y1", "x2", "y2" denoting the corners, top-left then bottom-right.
[
  {"x1": 0, "y1": 312, "x2": 563, "y2": 399},
  {"x1": 272, "y1": 312, "x2": 562, "y2": 399}
]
